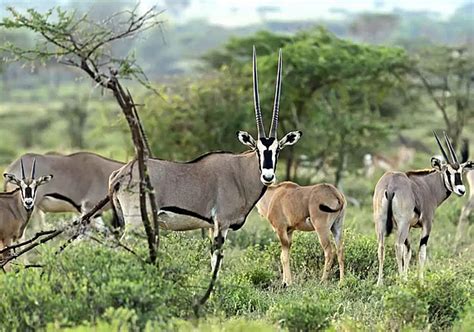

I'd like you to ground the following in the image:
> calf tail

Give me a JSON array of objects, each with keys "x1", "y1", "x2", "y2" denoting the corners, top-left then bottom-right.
[{"x1": 385, "y1": 191, "x2": 395, "y2": 236}]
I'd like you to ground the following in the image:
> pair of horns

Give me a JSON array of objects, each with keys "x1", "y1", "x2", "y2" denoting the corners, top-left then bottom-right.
[
  {"x1": 20, "y1": 158, "x2": 36, "y2": 179},
  {"x1": 253, "y1": 46, "x2": 282, "y2": 138},
  {"x1": 433, "y1": 131, "x2": 459, "y2": 166}
]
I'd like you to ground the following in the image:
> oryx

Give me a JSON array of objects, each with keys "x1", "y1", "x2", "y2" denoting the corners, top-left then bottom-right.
[
  {"x1": 109, "y1": 47, "x2": 302, "y2": 294},
  {"x1": 256, "y1": 181, "x2": 346, "y2": 286},
  {"x1": 456, "y1": 139, "x2": 473, "y2": 244},
  {"x1": 1, "y1": 159, "x2": 52, "y2": 265},
  {"x1": 374, "y1": 132, "x2": 473, "y2": 286},
  {"x1": 4, "y1": 152, "x2": 124, "y2": 229}
]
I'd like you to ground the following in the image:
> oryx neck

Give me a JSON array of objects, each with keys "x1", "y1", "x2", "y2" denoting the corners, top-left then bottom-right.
[{"x1": 425, "y1": 171, "x2": 452, "y2": 206}]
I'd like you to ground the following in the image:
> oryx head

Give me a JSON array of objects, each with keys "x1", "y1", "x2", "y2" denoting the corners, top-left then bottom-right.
[
  {"x1": 432, "y1": 131, "x2": 473, "y2": 196},
  {"x1": 3, "y1": 159, "x2": 53, "y2": 211},
  {"x1": 237, "y1": 47, "x2": 302, "y2": 185}
]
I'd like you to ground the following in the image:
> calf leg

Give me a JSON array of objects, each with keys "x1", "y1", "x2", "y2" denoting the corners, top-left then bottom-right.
[
  {"x1": 277, "y1": 228, "x2": 293, "y2": 286},
  {"x1": 315, "y1": 226, "x2": 334, "y2": 282}
]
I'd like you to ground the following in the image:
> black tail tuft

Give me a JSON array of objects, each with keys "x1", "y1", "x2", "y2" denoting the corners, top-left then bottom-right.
[{"x1": 385, "y1": 191, "x2": 395, "y2": 236}]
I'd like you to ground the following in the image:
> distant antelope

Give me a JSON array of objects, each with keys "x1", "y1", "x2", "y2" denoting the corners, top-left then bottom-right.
[
  {"x1": 1, "y1": 159, "x2": 52, "y2": 265},
  {"x1": 364, "y1": 146, "x2": 415, "y2": 178},
  {"x1": 256, "y1": 181, "x2": 346, "y2": 286},
  {"x1": 374, "y1": 132, "x2": 473, "y2": 286},
  {"x1": 4, "y1": 152, "x2": 124, "y2": 228},
  {"x1": 109, "y1": 47, "x2": 302, "y2": 294}
]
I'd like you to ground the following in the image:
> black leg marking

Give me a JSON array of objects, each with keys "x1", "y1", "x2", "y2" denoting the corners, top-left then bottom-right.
[
  {"x1": 420, "y1": 235, "x2": 429, "y2": 247},
  {"x1": 404, "y1": 238, "x2": 411, "y2": 251}
]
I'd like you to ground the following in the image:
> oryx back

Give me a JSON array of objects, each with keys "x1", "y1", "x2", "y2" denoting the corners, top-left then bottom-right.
[
  {"x1": 5, "y1": 152, "x2": 124, "y2": 214},
  {"x1": 110, "y1": 151, "x2": 265, "y2": 231}
]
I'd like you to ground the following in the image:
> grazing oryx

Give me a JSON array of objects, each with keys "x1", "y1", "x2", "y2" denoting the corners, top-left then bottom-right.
[
  {"x1": 374, "y1": 132, "x2": 473, "y2": 286},
  {"x1": 4, "y1": 152, "x2": 124, "y2": 228},
  {"x1": 109, "y1": 47, "x2": 302, "y2": 292},
  {"x1": 0, "y1": 159, "x2": 52, "y2": 264},
  {"x1": 256, "y1": 181, "x2": 346, "y2": 286}
]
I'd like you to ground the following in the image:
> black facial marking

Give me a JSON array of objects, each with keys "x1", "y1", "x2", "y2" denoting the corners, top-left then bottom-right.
[
  {"x1": 454, "y1": 172, "x2": 462, "y2": 186},
  {"x1": 420, "y1": 235, "x2": 429, "y2": 247},
  {"x1": 260, "y1": 137, "x2": 276, "y2": 147},
  {"x1": 263, "y1": 150, "x2": 273, "y2": 169},
  {"x1": 24, "y1": 187, "x2": 32, "y2": 198}
]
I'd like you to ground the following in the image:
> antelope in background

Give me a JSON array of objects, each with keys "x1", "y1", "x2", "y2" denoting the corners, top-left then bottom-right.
[
  {"x1": 374, "y1": 132, "x2": 473, "y2": 286},
  {"x1": 109, "y1": 47, "x2": 302, "y2": 297},
  {"x1": 1, "y1": 159, "x2": 52, "y2": 266},
  {"x1": 256, "y1": 181, "x2": 346, "y2": 286},
  {"x1": 4, "y1": 152, "x2": 124, "y2": 230},
  {"x1": 364, "y1": 145, "x2": 415, "y2": 178}
]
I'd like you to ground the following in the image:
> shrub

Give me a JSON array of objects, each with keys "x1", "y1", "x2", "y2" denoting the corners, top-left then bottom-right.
[{"x1": 268, "y1": 294, "x2": 337, "y2": 331}]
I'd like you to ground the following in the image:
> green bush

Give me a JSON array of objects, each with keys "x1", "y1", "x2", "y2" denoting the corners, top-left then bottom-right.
[{"x1": 268, "y1": 295, "x2": 336, "y2": 331}]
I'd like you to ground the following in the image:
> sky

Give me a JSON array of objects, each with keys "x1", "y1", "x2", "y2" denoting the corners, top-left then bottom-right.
[
  {"x1": 1, "y1": 0, "x2": 472, "y2": 26},
  {"x1": 160, "y1": 0, "x2": 473, "y2": 26}
]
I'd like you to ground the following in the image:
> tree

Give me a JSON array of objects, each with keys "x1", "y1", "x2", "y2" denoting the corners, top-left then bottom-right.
[
  {"x1": 414, "y1": 45, "x2": 474, "y2": 147},
  {"x1": 204, "y1": 27, "x2": 410, "y2": 186},
  {"x1": 1, "y1": 6, "x2": 162, "y2": 263}
]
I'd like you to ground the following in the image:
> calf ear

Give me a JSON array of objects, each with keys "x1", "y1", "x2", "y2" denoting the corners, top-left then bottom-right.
[
  {"x1": 3, "y1": 173, "x2": 20, "y2": 185},
  {"x1": 37, "y1": 174, "x2": 53, "y2": 185},
  {"x1": 279, "y1": 131, "x2": 302, "y2": 149},
  {"x1": 237, "y1": 131, "x2": 256, "y2": 149},
  {"x1": 431, "y1": 157, "x2": 443, "y2": 171}
]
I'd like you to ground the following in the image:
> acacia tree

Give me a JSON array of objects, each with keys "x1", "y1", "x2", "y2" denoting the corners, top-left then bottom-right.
[
  {"x1": 414, "y1": 45, "x2": 474, "y2": 147},
  {"x1": 205, "y1": 28, "x2": 410, "y2": 185},
  {"x1": 1, "y1": 6, "x2": 162, "y2": 263}
]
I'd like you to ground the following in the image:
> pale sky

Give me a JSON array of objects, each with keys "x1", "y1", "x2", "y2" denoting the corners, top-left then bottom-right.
[{"x1": 1, "y1": 0, "x2": 472, "y2": 26}]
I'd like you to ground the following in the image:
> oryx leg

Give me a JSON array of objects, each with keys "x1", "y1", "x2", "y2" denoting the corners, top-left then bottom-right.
[
  {"x1": 276, "y1": 227, "x2": 293, "y2": 287},
  {"x1": 0, "y1": 238, "x2": 12, "y2": 271},
  {"x1": 403, "y1": 237, "x2": 412, "y2": 276},
  {"x1": 331, "y1": 210, "x2": 345, "y2": 284},
  {"x1": 418, "y1": 223, "x2": 431, "y2": 280},
  {"x1": 197, "y1": 221, "x2": 228, "y2": 309}
]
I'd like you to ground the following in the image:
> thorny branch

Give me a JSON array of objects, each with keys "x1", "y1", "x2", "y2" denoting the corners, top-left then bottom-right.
[
  {"x1": 1, "y1": 5, "x2": 162, "y2": 263},
  {"x1": 0, "y1": 197, "x2": 109, "y2": 270}
]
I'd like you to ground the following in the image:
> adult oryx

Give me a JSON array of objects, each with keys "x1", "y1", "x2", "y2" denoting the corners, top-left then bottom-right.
[
  {"x1": 109, "y1": 47, "x2": 302, "y2": 299},
  {"x1": 374, "y1": 132, "x2": 473, "y2": 286},
  {"x1": 4, "y1": 152, "x2": 124, "y2": 228},
  {"x1": 0, "y1": 159, "x2": 52, "y2": 266},
  {"x1": 256, "y1": 181, "x2": 346, "y2": 286}
]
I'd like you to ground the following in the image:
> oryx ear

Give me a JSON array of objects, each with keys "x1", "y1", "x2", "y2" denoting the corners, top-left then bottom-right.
[
  {"x1": 37, "y1": 174, "x2": 53, "y2": 185},
  {"x1": 279, "y1": 131, "x2": 302, "y2": 149},
  {"x1": 237, "y1": 131, "x2": 256, "y2": 149},
  {"x1": 3, "y1": 173, "x2": 20, "y2": 185},
  {"x1": 461, "y1": 161, "x2": 474, "y2": 172},
  {"x1": 431, "y1": 156, "x2": 444, "y2": 171}
]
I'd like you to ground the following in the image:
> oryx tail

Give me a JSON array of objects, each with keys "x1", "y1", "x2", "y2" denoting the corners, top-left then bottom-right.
[{"x1": 384, "y1": 191, "x2": 395, "y2": 236}]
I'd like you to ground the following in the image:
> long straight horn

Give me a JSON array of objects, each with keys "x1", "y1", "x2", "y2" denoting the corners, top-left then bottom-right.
[
  {"x1": 269, "y1": 49, "x2": 282, "y2": 138},
  {"x1": 31, "y1": 158, "x2": 36, "y2": 179},
  {"x1": 253, "y1": 46, "x2": 265, "y2": 138},
  {"x1": 20, "y1": 159, "x2": 26, "y2": 179},
  {"x1": 444, "y1": 131, "x2": 459, "y2": 165},
  {"x1": 433, "y1": 130, "x2": 449, "y2": 163}
]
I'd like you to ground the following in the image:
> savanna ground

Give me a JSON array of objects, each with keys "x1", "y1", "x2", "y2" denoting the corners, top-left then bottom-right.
[{"x1": 0, "y1": 83, "x2": 472, "y2": 330}]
